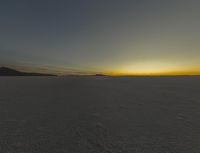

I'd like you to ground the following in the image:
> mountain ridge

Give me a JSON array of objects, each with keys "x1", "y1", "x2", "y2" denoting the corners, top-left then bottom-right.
[{"x1": 0, "y1": 67, "x2": 55, "y2": 76}]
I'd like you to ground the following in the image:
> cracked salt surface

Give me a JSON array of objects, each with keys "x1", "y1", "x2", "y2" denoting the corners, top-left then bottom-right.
[{"x1": 0, "y1": 76, "x2": 199, "y2": 153}]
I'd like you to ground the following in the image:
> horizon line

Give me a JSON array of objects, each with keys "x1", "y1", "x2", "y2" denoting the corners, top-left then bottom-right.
[{"x1": 1, "y1": 65, "x2": 200, "y2": 77}]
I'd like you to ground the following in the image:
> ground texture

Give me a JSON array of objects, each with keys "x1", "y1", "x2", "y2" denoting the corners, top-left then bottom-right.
[{"x1": 0, "y1": 76, "x2": 200, "y2": 153}]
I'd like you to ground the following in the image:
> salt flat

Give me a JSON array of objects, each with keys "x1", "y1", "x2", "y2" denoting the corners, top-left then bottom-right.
[{"x1": 0, "y1": 76, "x2": 200, "y2": 153}]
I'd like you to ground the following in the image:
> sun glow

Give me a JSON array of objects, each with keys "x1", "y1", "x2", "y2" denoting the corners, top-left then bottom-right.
[{"x1": 104, "y1": 61, "x2": 200, "y2": 76}]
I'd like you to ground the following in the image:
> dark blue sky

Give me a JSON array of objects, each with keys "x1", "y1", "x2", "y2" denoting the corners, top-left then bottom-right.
[{"x1": 0, "y1": 0, "x2": 200, "y2": 75}]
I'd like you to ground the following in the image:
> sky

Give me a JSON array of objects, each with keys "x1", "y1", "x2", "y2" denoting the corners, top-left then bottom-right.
[{"x1": 0, "y1": 0, "x2": 200, "y2": 75}]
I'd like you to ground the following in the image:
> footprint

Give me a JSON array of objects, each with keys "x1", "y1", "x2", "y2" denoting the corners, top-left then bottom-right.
[
  {"x1": 138, "y1": 103, "x2": 143, "y2": 106},
  {"x1": 119, "y1": 105, "x2": 129, "y2": 110},
  {"x1": 91, "y1": 112, "x2": 101, "y2": 120},
  {"x1": 176, "y1": 113, "x2": 185, "y2": 121}
]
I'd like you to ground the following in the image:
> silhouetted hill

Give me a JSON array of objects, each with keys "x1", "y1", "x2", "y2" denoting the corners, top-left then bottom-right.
[
  {"x1": 0, "y1": 67, "x2": 55, "y2": 76},
  {"x1": 95, "y1": 74, "x2": 108, "y2": 76}
]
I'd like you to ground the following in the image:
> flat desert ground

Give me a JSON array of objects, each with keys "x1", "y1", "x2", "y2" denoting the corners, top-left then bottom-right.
[{"x1": 0, "y1": 76, "x2": 200, "y2": 153}]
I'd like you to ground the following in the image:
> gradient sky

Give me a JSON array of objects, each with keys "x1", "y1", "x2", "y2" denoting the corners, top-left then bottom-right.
[{"x1": 0, "y1": 0, "x2": 200, "y2": 75}]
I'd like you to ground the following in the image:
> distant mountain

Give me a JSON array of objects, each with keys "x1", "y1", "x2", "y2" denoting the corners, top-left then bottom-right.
[
  {"x1": 0, "y1": 67, "x2": 56, "y2": 76},
  {"x1": 95, "y1": 74, "x2": 108, "y2": 76}
]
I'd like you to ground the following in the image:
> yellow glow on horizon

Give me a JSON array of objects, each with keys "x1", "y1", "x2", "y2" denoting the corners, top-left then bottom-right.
[
  {"x1": 4, "y1": 62, "x2": 200, "y2": 76},
  {"x1": 106, "y1": 68, "x2": 200, "y2": 76},
  {"x1": 102, "y1": 61, "x2": 200, "y2": 76},
  {"x1": 107, "y1": 70, "x2": 200, "y2": 76}
]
